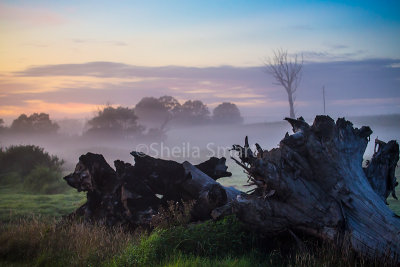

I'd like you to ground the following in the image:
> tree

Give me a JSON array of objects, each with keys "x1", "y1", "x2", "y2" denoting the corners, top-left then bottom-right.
[
  {"x1": 158, "y1": 95, "x2": 182, "y2": 116},
  {"x1": 265, "y1": 49, "x2": 303, "y2": 118},
  {"x1": 86, "y1": 105, "x2": 143, "y2": 137},
  {"x1": 0, "y1": 119, "x2": 5, "y2": 132},
  {"x1": 176, "y1": 100, "x2": 210, "y2": 125},
  {"x1": 212, "y1": 102, "x2": 243, "y2": 124},
  {"x1": 10, "y1": 113, "x2": 59, "y2": 134},
  {"x1": 0, "y1": 145, "x2": 64, "y2": 177},
  {"x1": 135, "y1": 97, "x2": 170, "y2": 128}
]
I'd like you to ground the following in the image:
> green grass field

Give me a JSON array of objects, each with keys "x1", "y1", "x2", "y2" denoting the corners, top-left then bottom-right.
[
  {"x1": 0, "y1": 185, "x2": 85, "y2": 222},
  {"x1": 0, "y1": 167, "x2": 398, "y2": 266}
]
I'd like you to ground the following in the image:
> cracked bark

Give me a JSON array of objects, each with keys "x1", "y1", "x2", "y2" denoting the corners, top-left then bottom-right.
[{"x1": 64, "y1": 115, "x2": 399, "y2": 262}]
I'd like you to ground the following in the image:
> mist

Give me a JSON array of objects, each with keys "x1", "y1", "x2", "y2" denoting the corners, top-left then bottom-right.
[{"x1": 1, "y1": 113, "x2": 399, "y2": 191}]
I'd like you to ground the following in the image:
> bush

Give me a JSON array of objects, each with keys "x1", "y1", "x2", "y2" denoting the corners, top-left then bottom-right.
[
  {"x1": 0, "y1": 172, "x2": 23, "y2": 186},
  {"x1": 23, "y1": 166, "x2": 67, "y2": 194},
  {"x1": 0, "y1": 145, "x2": 63, "y2": 176},
  {"x1": 0, "y1": 145, "x2": 66, "y2": 194}
]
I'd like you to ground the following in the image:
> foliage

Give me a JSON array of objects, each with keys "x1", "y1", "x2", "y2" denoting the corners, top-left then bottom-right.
[
  {"x1": 0, "y1": 145, "x2": 64, "y2": 177},
  {"x1": 212, "y1": 102, "x2": 243, "y2": 124},
  {"x1": 158, "y1": 95, "x2": 182, "y2": 116},
  {"x1": 23, "y1": 166, "x2": 67, "y2": 194},
  {"x1": 86, "y1": 105, "x2": 143, "y2": 136},
  {"x1": 0, "y1": 145, "x2": 66, "y2": 194},
  {"x1": 134, "y1": 96, "x2": 213, "y2": 128},
  {"x1": 135, "y1": 97, "x2": 170, "y2": 127},
  {"x1": 175, "y1": 100, "x2": 210, "y2": 125},
  {"x1": 10, "y1": 113, "x2": 59, "y2": 134}
]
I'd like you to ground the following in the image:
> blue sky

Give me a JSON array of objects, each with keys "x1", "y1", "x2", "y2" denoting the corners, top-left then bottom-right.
[{"x1": 0, "y1": 0, "x2": 399, "y2": 121}]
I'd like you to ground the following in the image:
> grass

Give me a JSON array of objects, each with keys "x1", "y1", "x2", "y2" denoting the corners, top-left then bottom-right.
[
  {"x1": 0, "y1": 218, "x2": 134, "y2": 267},
  {"x1": 387, "y1": 167, "x2": 400, "y2": 215},
  {"x1": 0, "y1": 185, "x2": 85, "y2": 222},
  {"x1": 0, "y1": 167, "x2": 398, "y2": 266},
  {"x1": 0, "y1": 215, "x2": 375, "y2": 267}
]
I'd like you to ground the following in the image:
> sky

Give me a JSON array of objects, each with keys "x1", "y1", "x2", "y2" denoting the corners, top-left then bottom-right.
[{"x1": 0, "y1": 0, "x2": 399, "y2": 123}]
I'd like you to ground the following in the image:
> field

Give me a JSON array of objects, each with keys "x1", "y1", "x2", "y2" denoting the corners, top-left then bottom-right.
[
  {"x1": 0, "y1": 165, "x2": 399, "y2": 266},
  {"x1": 0, "y1": 116, "x2": 399, "y2": 266},
  {"x1": 0, "y1": 189, "x2": 385, "y2": 267},
  {"x1": 0, "y1": 186, "x2": 85, "y2": 223}
]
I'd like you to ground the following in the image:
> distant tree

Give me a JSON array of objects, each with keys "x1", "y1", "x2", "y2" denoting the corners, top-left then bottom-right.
[
  {"x1": 176, "y1": 100, "x2": 210, "y2": 124},
  {"x1": 0, "y1": 119, "x2": 5, "y2": 131},
  {"x1": 135, "y1": 97, "x2": 170, "y2": 128},
  {"x1": 212, "y1": 102, "x2": 243, "y2": 124},
  {"x1": 158, "y1": 95, "x2": 182, "y2": 117},
  {"x1": 10, "y1": 113, "x2": 59, "y2": 134},
  {"x1": 56, "y1": 118, "x2": 85, "y2": 136},
  {"x1": 265, "y1": 49, "x2": 303, "y2": 118},
  {"x1": 86, "y1": 105, "x2": 143, "y2": 137}
]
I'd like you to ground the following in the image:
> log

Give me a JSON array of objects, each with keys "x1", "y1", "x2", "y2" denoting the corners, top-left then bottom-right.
[
  {"x1": 228, "y1": 115, "x2": 400, "y2": 262},
  {"x1": 364, "y1": 138, "x2": 399, "y2": 203},
  {"x1": 63, "y1": 115, "x2": 399, "y2": 262},
  {"x1": 64, "y1": 152, "x2": 234, "y2": 226}
]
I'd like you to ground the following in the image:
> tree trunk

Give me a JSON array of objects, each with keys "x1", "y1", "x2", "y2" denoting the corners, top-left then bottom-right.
[
  {"x1": 287, "y1": 91, "x2": 295, "y2": 119},
  {"x1": 228, "y1": 115, "x2": 400, "y2": 262},
  {"x1": 64, "y1": 115, "x2": 400, "y2": 262},
  {"x1": 64, "y1": 152, "x2": 235, "y2": 226}
]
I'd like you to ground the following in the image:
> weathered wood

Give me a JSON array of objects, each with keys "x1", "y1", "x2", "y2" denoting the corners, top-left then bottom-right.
[
  {"x1": 229, "y1": 115, "x2": 400, "y2": 262},
  {"x1": 364, "y1": 138, "x2": 399, "y2": 203},
  {"x1": 64, "y1": 115, "x2": 399, "y2": 263},
  {"x1": 64, "y1": 152, "x2": 233, "y2": 226}
]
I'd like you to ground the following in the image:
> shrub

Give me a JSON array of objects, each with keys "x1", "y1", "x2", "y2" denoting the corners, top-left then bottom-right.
[
  {"x1": 0, "y1": 145, "x2": 66, "y2": 194},
  {"x1": 0, "y1": 172, "x2": 23, "y2": 186},
  {"x1": 23, "y1": 166, "x2": 68, "y2": 194},
  {"x1": 0, "y1": 145, "x2": 63, "y2": 176}
]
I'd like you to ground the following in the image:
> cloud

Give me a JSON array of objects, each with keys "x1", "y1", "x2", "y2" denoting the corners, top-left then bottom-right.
[
  {"x1": 185, "y1": 89, "x2": 216, "y2": 94},
  {"x1": 0, "y1": 3, "x2": 66, "y2": 25},
  {"x1": 299, "y1": 50, "x2": 368, "y2": 62},
  {"x1": 323, "y1": 43, "x2": 349, "y2": 50},
  {"x1": 0, "y1": 100, "x2": 99, "y2": 118},
  {"x1": 332, "y1": 98, "x2": 400, "y2": 106},
  {"x1": 214, "y1": 93, "x2": 265, "y2": 99},
  {"x1": 71, "y1": 39, "x2": 129, "y2": 46},
  {"x1": 2, "y1": 58, "x2": 400, "y2": 121},
  {"x1": 15, "y1": 62, "x2": 266, "y2": 80}
]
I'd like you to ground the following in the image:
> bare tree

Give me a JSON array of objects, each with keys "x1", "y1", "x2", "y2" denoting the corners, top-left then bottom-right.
[{"x1": 265, "y1": 49, "x2": 303, "y2": 118}]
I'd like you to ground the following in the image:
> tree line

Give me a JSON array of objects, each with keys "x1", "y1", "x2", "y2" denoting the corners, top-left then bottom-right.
[{"x1": 0, "y1": 96, "x2": 243, "y2": 138}]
